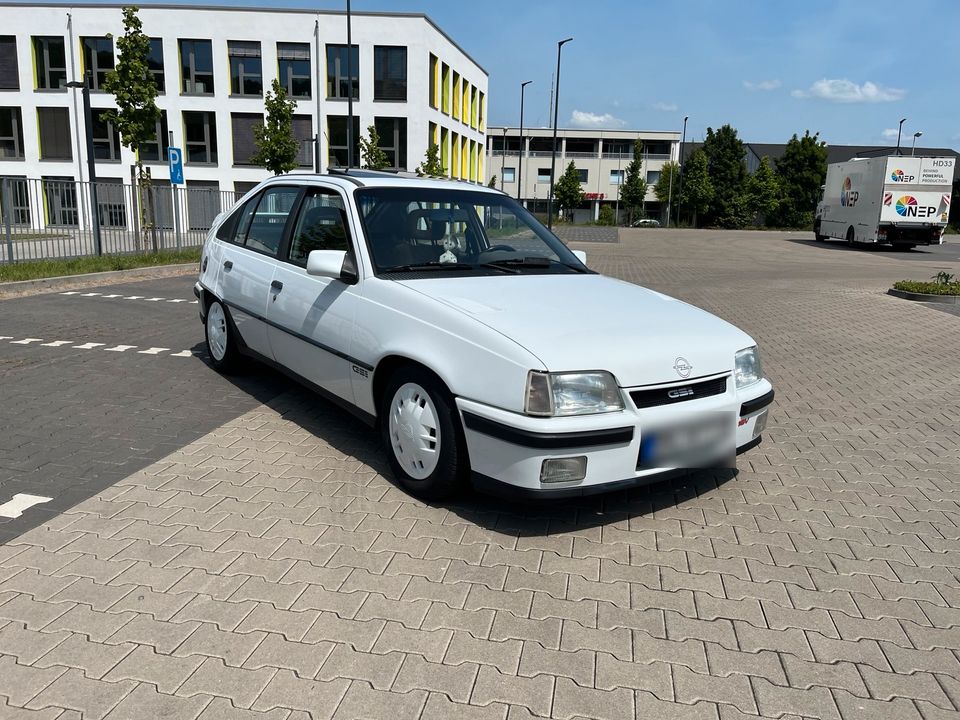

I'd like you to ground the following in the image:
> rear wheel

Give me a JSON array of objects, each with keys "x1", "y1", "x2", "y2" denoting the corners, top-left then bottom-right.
[
  {"x1": 846, "y1": 226, "x2": 856, "y2": 248},
  {"x1": 813, "y1": 220, "x2": 826, "y2": 241},
  {"x1": 205, "y1": 299, "x2": 240, "y2": 372}
]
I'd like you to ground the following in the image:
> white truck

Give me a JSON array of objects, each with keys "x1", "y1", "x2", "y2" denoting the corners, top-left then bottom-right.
[{"x1": 814, "y1": 155, "x2": 955, "y2": 249}]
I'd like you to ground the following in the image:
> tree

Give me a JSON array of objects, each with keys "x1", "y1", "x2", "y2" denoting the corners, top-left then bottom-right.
[
  {"x1": 743, "y1": 157, "x2": 781, "y2": 225},
  {"x1": 597, "y1": 205, "x2": 616, "y2": 226},
  {"x1": 416, "y1": 143, "x2": 445, "y2": 177},
  {"x1": 488, "y1": 175, "x2": 497, "y2": 189},
  {"x1": 250, "y1": 79, "x2": 300, "y2": 175},
  {"x1": 620, "y1": 139, "x2": 648, "y2": 224},
  {"x1": 679, "y1": 149, "x2": 713, "y2": 227},
  {"x1": 554, "y1": 161, "x2": 585, "y2": 219},
  {"x1": 701, "y1": 124, "x2": 747, "y2": 227},
  {"x1": 771, "y1": 130, "x2": 828, "y2": 228},
  {"x1": 359, "y1": 124, "x2": 390, "y2": 170},
  {"x1": 653, "y1": 161, "x2": 680, "y2": 204}
]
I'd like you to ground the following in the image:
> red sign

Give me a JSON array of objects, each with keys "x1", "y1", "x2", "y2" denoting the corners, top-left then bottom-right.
[{"x1": 584, "y1": 193, "x2": 605, "y2": 200}]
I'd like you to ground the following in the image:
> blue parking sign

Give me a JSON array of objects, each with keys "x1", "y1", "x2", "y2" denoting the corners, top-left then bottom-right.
[{"x1": 168, "y1": 147, "x2": 184, "y2": 185}]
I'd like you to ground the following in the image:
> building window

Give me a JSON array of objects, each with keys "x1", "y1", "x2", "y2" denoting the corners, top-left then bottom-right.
[
  {"x1": 96, "y1": 178, "x2": 127, "y2": 228},
  {"x1": 428, "y1": 54, "x2": 437, "y2": 109},
  {"x1": 38, "y1": 107, "x2": 72, "y2": 160},
  {"x1": 478, "y1": 91, "x2": 485, "y2": 129},
  {"x1": 609, "y1": 169, "x2": 624, "y2": 185},
  {"x1": 326, "y1": 44, "x2": 358, "y2": 100},
  {"x1": 180, "y1": 39, "x2": 214, "y2": 95},
  {"x1": 502, "y1": 167, "x2": 515, "y2": 183},
  {"x1": 374, "y1": 117, "x2": 407, "y2": 170},
  {"x1": 470, "y1": 86, "x2": 477, "y2": 128},
  {"x1": 327, "y1": 115, "x2": 360, "y2": 167},
  {"x1": 0, "y1": 36, "x2": 19, "y2": 90},
  {"x1": 292, "y1": 114, "x2": 313, "y2": 167},
  {"x1": 235, "y1": 180, "x2": 258, "y2": 196},
  {"x1": 92, "y1": 109, "x2": 121, "y2": 161},
  {"x1": 81, "y1": 37, "x2": 114, "y2": 91},
  {"x1": 42, "y1": 177, "x2": 78, "y2": 226},
  {"x1": 231, "y1": 112, "x2": 261, "y2": 165},
  {"x1": 577, "y1": 169, "x2": 588, "y2": 184},
  {"x1": 278, "y1": 42, "x2": 310, "y2": 98},
  {"x1": 228, "y1": 40, "x2": 262, "y2": 97},
  {"x1": 33, "y1": 36, "x2": 67, "y2": 90},
  {"x1": 646, "y1": 170, "x2": 661, "y2": 184},
  {"x1": 0, "y1": 107, "x2": 24, "y2": 159},
  {"x1": 373, "y1": 46, "x2": 406, "y2": 101},
  {"x1": 537, "y1": 168, "x2": 551, "y2": 183},
  {"x1": 148, "y1": 38, "x2": 165, "y2": 92},
  {"x1": 0, "y1": 176, "x2": 30, "y2": 225},
  {"x1": 140, "y1": 111, "x2": 169, "y2": 162},
  {"x1": 183, "y1": 111, "x2": 217, "y2": 164},
  {"x1": 441, "y1": 63, "x2": 450, "y2": 114},
  {"x1": 452, "y1": 71, "x2": 460, "y2": 119}
]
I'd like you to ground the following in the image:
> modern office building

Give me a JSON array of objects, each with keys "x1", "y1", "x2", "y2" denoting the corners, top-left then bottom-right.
[
  {"x1": 486, "y1": 126, "x2": 681, "y2": 222},
  {"x1": 0, "y1": 2, "x2": 487, "y2": 230}
]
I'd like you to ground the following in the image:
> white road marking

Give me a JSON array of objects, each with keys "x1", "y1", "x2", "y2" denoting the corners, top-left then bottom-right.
[
  {"x1": 145, "y1": 297, "x2": 165, "y2": 302},
  {"x1": 104, "y1": 345, "x2": 138, "y2": 352},
  {"x1": 0, "y1": 336, "x2": 13, "y2": 340},
  {"x1": 102, "y1": 294, "x2": 123, "y2": 298},
  {"x1": 60, "y1": 293, "x2": 196, "y2": 304},
  {"x1": 2, "y1": 335, "x2": 196, "y2": 358},
  {"x1": 0, "y1": 493, "x2": 53, "y2": 519},
  {"x1": 80, "y1": 292, "x2": 102, "y2": 297},
  {"x1": 125, "y1": 296, "x2": 144, "y2": 300},
  {"x1": 59, "y1": 291, "x2": 80, "y2": 295},
  {"x1": 74, "y1": 342, "x2": 105, "y2": 350},
  {"x1": 169, "y1": 350, "x2": 193, "y2": 357},
  {"x1": 138, "y1": 347, "x2": 170, "y2": 354},
  {"x1": 167, "y1": 299, "x2": 188, "y2": 303},
  {"x1": 41, "y1": 340, "x2": 73, "y2": 347},
  {"x1": 190, "y1": 300, "x2": 199, "y2": 304},
  {"x1": 10, "y1": 338, "x2": 43, "y2": 345}
]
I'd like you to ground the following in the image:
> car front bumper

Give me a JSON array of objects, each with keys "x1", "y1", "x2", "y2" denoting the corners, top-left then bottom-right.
[{"x1": 458, "y1": 377, "x2": 773, "y2": 497}]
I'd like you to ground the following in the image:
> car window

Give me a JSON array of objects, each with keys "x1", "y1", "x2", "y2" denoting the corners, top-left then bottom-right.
[
  {"x1": 228, "y1": 195, "x2": 259, "y2": 245},
  {"x1": 243, "y1": 186, "x2": 301, "y2": 257},
  {"x1": 287, "y1": 189, "x2": 350, "y2": 266}
]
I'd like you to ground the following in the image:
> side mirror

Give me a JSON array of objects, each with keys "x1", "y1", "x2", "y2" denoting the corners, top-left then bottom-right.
[
  {"x1": 306, "y1": 249, "x2": 358, "y2": 284},
  {"x1": 572, "y1": 250, "x2": 587, "y2": 266}
]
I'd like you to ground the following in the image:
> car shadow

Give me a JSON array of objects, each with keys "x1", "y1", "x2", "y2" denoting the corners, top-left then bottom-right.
[{"x1": 783, "y1": 236, "x2": 940, "y2": 255}]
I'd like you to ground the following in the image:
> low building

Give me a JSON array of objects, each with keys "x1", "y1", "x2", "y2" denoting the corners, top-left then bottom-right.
[{"x1": 485, "y1": 126, "x2": 681, "y2": 223}]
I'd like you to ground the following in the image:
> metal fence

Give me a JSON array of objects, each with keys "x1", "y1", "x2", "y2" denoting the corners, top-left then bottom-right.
[{"x1": 1, "y1": 176, "x2": 244, "y2": 263}]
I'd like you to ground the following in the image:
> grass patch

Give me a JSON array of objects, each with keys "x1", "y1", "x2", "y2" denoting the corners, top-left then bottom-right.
[
  {"x1": 0, "y1": 248, "x2": 201, "y2": 283},
  {"x1": 893, "y1": 280, "x2": 960, "y2": 296}
]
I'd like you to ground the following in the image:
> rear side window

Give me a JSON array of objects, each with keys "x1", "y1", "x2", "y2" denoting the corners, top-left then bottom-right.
[
  {"x1": 243, "y1": 186, "x2": 301, "y2": 257},
  {"x1": 287, "y1": 189, "x2": 350, "y2": 266}
]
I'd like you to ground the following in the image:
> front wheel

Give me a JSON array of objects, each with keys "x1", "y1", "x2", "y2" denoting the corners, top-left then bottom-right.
[
  {"x1": 846, "y1": 226, "x2": 856, "y2": 248},
  {"x1": 205, "y1": 299, "x2": 241, "y2": 372},
  {"x1": 381, "y1": 367, "x2": 468, "y2": 500}
]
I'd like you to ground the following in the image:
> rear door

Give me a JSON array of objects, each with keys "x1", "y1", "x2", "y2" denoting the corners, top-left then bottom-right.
[{"x1": 219, "y1": 185, "x2": 302, "y2": 359}]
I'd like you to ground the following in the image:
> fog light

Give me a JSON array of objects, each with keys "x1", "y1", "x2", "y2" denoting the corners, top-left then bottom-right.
[
  {"x1": 540, "y1": 457, "x2": 587, "y2": 484},
  {"x1": 753, "y1": 409, "x2": 769, "y2": 437}
]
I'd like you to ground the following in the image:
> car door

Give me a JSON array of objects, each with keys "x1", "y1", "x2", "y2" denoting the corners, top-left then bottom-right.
[
  {"x1": 219, "y1": 185, "x2": 301, "y2": 360},
  {"x1": 266, "y1": 186, "x2": 363, "y2": 405}
]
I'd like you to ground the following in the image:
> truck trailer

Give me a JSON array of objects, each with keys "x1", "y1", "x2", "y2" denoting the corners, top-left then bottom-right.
[{"x1": 814, "y1": 156, "x2": 954, "y2": 249}]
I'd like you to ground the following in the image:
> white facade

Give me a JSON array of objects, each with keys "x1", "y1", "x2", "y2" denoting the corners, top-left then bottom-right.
[
  {"x1": 0, "y1": 3, "x2": 487, "y2": 196},
  {"x1": 486, "y1": 127, "x2": 681, "y2": 222}
]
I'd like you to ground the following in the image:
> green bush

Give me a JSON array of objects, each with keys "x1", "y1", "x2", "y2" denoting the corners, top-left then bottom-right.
[
  {"x1": 597, "y1": 205, "x2": 616, "y2": 226},
  {"x1": 893, "y1": 280, "x2": 960, "y2": 296}
]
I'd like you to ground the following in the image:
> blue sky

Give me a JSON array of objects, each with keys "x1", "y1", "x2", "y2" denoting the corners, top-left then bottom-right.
[{"x1": 65, "y1": 0, "x2": 959, "y2": 149}]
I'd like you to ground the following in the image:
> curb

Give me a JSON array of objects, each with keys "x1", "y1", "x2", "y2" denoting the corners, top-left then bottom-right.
[
  {"x1": 887, "y1": 288, "x2": 960, "y2": 305},
  {"x1": 0, "y1": 263, "x2": 198, "y2": 299}
]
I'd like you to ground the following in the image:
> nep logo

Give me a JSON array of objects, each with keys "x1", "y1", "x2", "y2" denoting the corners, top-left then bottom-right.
[
  {"x1": 840, "y1": 177, "x2": 859, "y2": 207},
  {"x1": 890, "y1": 168, "x2": 916, "y2": 183},
  {"x1": 895, "y1": 195, "x2": 936, "y2": 218}
]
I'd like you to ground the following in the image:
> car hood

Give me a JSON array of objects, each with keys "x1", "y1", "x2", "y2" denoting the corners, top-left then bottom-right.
[{"x1": 396, "y1": 274, "x2": 755, "y2": 387}]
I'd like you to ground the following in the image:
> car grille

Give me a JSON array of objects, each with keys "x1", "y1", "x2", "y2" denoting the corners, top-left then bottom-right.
[{"x1": 629, "y1": 376, "x2": 728, "y2": 409}]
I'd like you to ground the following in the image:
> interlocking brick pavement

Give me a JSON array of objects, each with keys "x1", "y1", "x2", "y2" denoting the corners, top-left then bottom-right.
[{"x1": 1, "y1": 230, "x2": 959, "y2": 718}]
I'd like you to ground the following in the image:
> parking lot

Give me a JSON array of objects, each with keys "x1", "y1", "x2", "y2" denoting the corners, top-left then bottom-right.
[{"x1": 1, "y1": 228, "x2": 959, "y2": 719}]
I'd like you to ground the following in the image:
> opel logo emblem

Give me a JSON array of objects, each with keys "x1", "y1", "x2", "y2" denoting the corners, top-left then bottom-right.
[{"x1": 673, "y1": 357, "x2": 693, "y2": 378}]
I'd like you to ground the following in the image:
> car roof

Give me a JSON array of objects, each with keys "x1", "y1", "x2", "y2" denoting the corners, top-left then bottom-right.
[{"x1": 259, "y1": 170, "x2": 504, "y2": 195}]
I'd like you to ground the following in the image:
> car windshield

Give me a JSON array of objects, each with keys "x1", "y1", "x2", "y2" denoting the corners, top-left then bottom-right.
[{"x1": 354, "y1": 186, "x2": 587, "y2": 275}]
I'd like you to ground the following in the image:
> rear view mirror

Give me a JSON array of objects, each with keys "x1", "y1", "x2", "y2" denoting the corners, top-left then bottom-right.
[
  {"x1": 572, "y1": 250, "x2": 587, "y2": 266},
  {"x1": 306, "y1": 250, "x2": 358, "y2": 284}
]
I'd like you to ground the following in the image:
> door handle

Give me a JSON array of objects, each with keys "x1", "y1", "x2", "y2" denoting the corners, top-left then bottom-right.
[
  {"x1": 270, "y1": 280, "x2": 283, "y2": 291},
  {"x1": 223, "y1": 260, "x2": 233, "y2": 270}
]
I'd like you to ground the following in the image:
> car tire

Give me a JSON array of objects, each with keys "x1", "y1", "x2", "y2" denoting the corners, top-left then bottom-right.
[
  {"x1": 205, "y1": 299, "x2": 240, "y2": 372},
  {"x1": 381, "y1": 367, "x2": 468, "y2": 500},
  {"x1": 846, "y1": 226, "x2": 856, "y2": 248}
]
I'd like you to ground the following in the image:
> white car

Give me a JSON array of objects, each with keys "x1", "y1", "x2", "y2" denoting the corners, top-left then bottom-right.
[{"x1": 195, "y1": 171, "x2": 773, "y2": 499}]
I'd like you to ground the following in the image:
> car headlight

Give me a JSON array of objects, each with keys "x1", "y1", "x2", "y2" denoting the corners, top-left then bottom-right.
[
  {"x1": 525, "y1": 371, "x2": 624, "y2": 416},
  {"x1": 734, "y1": 346, "x2": 763, "y2": 389}
]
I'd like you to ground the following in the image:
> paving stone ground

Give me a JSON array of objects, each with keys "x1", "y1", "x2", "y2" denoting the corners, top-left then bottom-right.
[{"x1": 1, "y1": 229, "x2": 959, "y2": 719}]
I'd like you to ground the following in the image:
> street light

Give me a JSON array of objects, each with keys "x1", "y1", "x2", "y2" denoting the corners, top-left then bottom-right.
[
  {"x1": 66, "y1": 70, "x2": 102, "y2": 256},
  {"x1": 895, "y1": 117, "x2": 906, "y2": 156},
  {"x1": 500, "y1": 126, "x2": 508, "y2": 191},
  {"x1": 547, "y1": 37, "x2": 573, "y2": 231},
  {"x1": 517, "y1": 80, "x2": 531, "y2": 203},
  {"x1": 674, "y1": 115, "x2": 688, "y2": 227},
  {"x1": 911, "y1": 131, "x2": 923, "y2": 156}
]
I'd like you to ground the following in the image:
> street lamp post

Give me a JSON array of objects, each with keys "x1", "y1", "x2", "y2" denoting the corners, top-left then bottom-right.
[
  {"x1": 675, "y1": 115, "x2": 688, "y2": 227},
  {"x1": 66, "y1": 70, "x2": 101, "y2": 256},
  {"x1": 517, "y1": 80, "x2": 531, "y2": 203},
  {"x1": 346, "y1": 0, "x2": 354, "y2": 169},
  {"x1": 501, "y1": 126, "x2": 508, "y2": 191},
  {"x1": 911, "y1": 131, "x2": 923, "y2": 156},
  {"x1": 895, "y1": 117, "x2": 906, "y2": 156},
  {"x1": 547, "y1": 37, "x2": 572, "y2": 231}
]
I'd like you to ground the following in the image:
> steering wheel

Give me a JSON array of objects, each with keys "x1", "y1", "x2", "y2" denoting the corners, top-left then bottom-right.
[{"x1": 485, "y1": 244, "x2": 516, "y2": 253}]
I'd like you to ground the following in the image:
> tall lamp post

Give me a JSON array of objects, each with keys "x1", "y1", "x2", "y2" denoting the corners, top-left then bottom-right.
[
  {"x1": 894, "y1": 117, "x2": 906, "y2": 156},
  {"x1": 66, "y1": 70, "x2": 101, "y2": 256},
  {"x1": 547, "y1": 37, "x2": 573, "y2": 231},
  {"x1": 500, "y1": 126, "x2": 508, "y2": 191},
  {"x1": 911, "y1": 131, "x2": 923, "y2": 156},
  {"x1": 674, "y1": 115, "x2": 688, "y2": 227},
  {"x1": 345, "y1": 0, "x2": 354, "y2": 168},
  {"x1": 517, "y1": 80, "x2": 531, "y2": 203}
]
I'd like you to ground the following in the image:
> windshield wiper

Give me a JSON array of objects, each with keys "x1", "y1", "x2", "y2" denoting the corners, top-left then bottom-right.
[
  {"x1": 480, "y1": 257, "x2": 588, "y2": 273},
  {"x1": 382, "y1": 261, "x2": 476, "y2": 272}
]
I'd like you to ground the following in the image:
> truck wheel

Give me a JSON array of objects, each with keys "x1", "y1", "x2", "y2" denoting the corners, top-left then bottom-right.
[
  {"x1": 813, "y1": 221, "x2": 826, "y2": 241},
  {"x1": 846, "y1": 227, "x2": 855, "y2": 248}
]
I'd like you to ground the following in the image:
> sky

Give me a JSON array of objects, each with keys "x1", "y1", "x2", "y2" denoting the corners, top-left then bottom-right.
[{"x1": 56, "y1": 0, "x2": 959, "y2": 149}]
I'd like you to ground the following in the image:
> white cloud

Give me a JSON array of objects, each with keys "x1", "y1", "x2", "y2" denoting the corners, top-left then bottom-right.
[
  {"x1": 569, "y1": 110, "x2": 626, "y2": 129},
  {"x1": 791, "y1": 79, "x2": 906, "y2": 103},
  {"x1": 652, "y1": 101, "x2": 678, "y2": 112},
  {"x1": 881, "y1": 128, "x2": 899, "y2": 140},
  {"x1": 743, "y1": 79, "x2": 781, "y2": 91}
]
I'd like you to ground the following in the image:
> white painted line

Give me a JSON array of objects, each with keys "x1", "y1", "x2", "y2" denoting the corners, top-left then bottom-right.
[
  {"x1": 190, "y1": 300, "x2": 199, "y2": 304},
  {"x1": 0, "y1": 336, "x2": 13, "y2": 340},
  {"x1": 167, "y1": 299, "x2": 188, "y2": 303},
  {"x1": 80, "y1": 292, "x2": 102, "y2": 297},
  {"x1": 10, "y1": 338, "x2": 43, "y2": 345},
  {"x1": 125, "y1": 296, "x2": 144, "y2": 300},
  {"x1": 40, "y1": 340, "x2": 73, "y2": 347},
  {"x1": 138, "y1": 347, "x2": 170, "y2": 355},
  {"x1": 102, "y1": 294, "x2": 123, "y2": 298},
  {"x1": 0, "y1": 493, "x2": 53, "y2": 519},
  {"x1": 74, "y1": 342, "x2": 105, "y2": 350},
  {"x1": 59, "y1": 291, "x2": 80, "y2": 295},
  {"x1": 169, "y1": 350, "x2": 193, "y2": 357},
  {"x1": 145, "y1": 297, "x2": 165, "y2": 302},
  {"x1": 104, "y1": 345, "x2": 138, "y2": 352}
]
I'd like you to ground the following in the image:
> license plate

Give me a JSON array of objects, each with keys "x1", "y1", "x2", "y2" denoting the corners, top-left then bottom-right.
[{"x1": 638, "y1": 412, "x2": 734, "y2": 470}]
